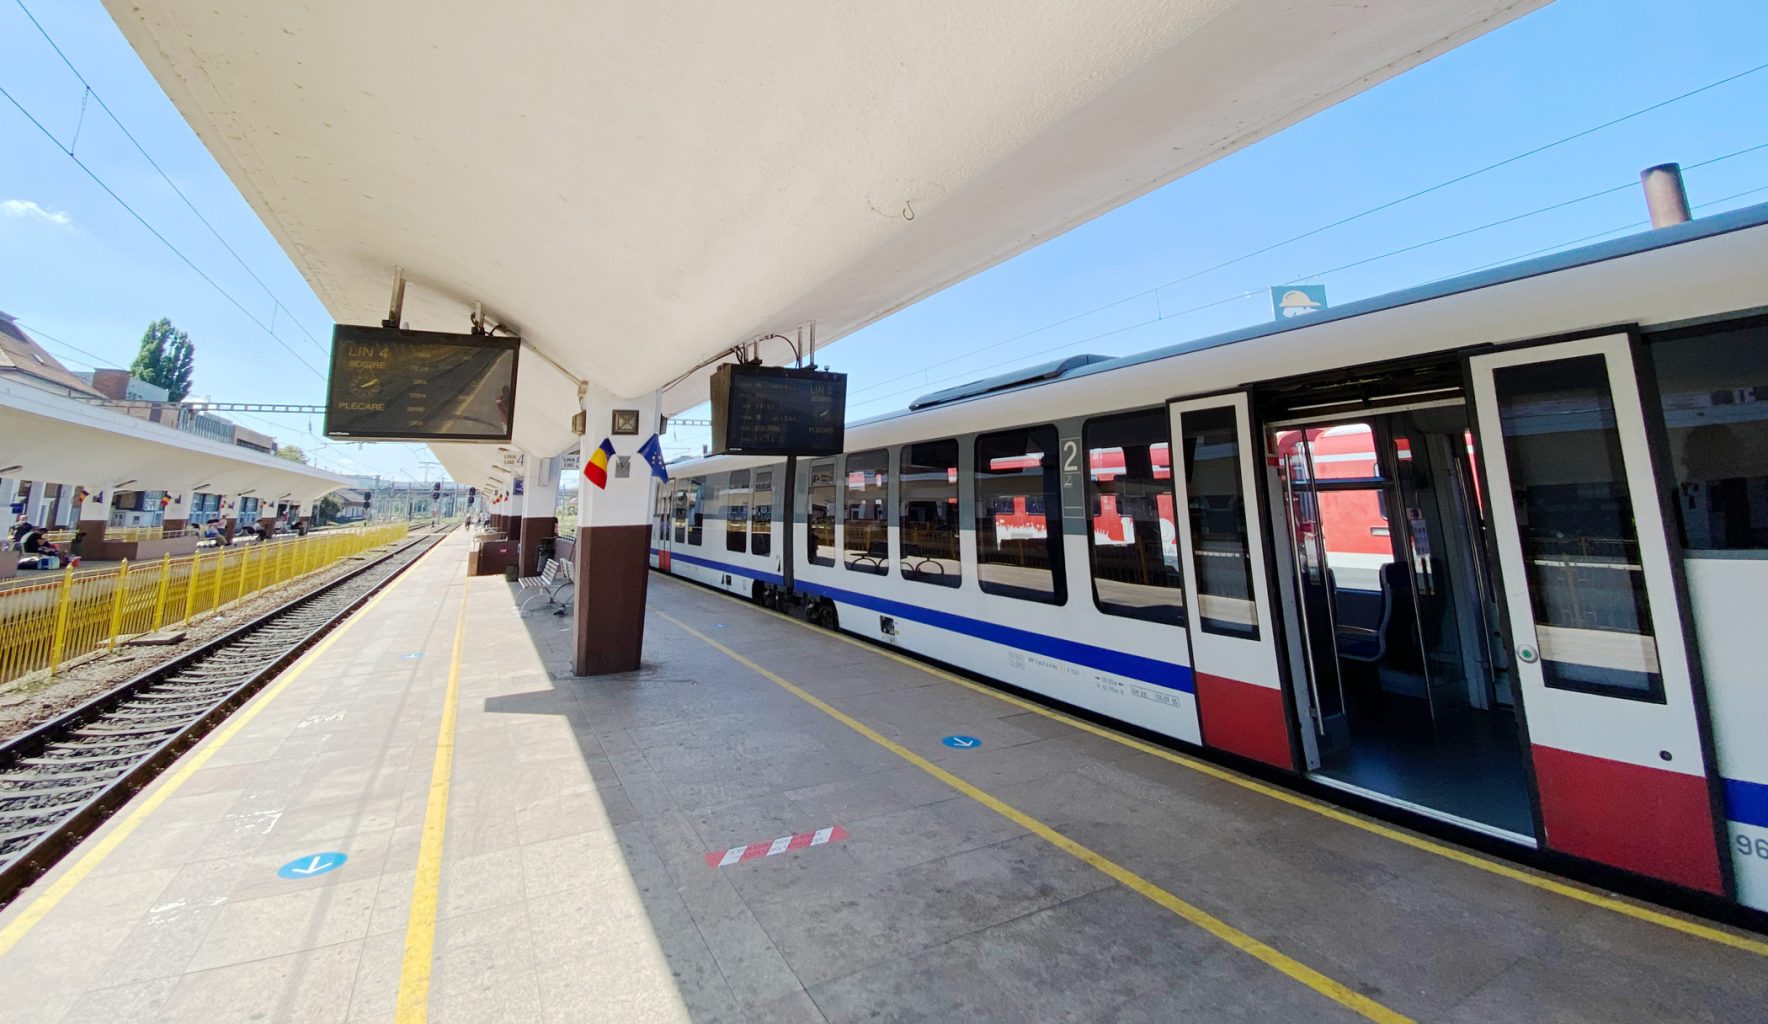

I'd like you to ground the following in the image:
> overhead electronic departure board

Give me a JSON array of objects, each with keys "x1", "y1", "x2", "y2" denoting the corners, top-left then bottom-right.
[
  {"x1": 325, "y1": 325, "x2": 520, "y2": 442},
  {"x1": 710, "y1": 364, "x2": 846, "y2": 456}
]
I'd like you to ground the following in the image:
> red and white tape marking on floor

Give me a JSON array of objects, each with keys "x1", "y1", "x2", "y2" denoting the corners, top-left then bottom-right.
[{"x1": 705, "y1": 825, "x2": 849, "y2": 867}]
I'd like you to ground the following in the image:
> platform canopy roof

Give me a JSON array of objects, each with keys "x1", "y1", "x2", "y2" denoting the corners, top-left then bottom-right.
[
  {"x1": 107, "y1": 1, "x2": 1543, "y2": 486},
  {"x1": 0, "y1": 379, "x2": 350, "y2": 504}
]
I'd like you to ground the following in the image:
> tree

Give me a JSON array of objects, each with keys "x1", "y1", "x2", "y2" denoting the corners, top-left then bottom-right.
[
  {"x1": 274, "y1": 445, "x2": 309, "y2": 464},
  {"x1": 316, "y1": 493, "x2": 342, "y2": 525},
  {"x1": 130, "y1": 318, "x2": 196, "y2": 401}
]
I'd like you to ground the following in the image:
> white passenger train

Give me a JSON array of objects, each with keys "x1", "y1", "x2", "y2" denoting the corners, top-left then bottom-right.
[{"x1": 653, "y1": 203, "x2": 1768, "y2": 916}]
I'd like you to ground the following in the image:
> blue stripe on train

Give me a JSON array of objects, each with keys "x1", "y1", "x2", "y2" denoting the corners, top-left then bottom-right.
[
  {"x1": 1725, "y1": 777, "x2": 1768, "y2": 830},
  {"x1": 655, "y1": 548, "x2": 785, "y2": 586},
  {"x1": 793, "y1": 579, "x2": 1193, "y2": 694},
  {"x1": 652, "y1": 548, "x2": 1192, "y2": 694}
]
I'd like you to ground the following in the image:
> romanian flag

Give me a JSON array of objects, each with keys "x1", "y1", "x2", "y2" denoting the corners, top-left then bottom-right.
[{"x1": 584, "y1": 437, "x2": 615, "y2": 489}]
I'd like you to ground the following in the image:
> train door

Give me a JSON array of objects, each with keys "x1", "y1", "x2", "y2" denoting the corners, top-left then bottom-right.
[
  {"x1": 1469, "y1": 332, "x2": 1726, "y2": 892},
  {"x1": 1270, "y1": 404, "x2": 1533, "y2": 839},
  {"x1": 1167, "y1": 393, "x2": 1293, "y2": 768}
]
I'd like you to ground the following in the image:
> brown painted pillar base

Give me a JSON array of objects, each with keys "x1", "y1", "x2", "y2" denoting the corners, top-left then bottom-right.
[
  {"x1": 221, "y1": 519, "x2": 237, "y2": 543},
  {"x1": 573, "y1": 524, "x2": 650, "y2": 676},
  {"x1": 162, "y1": 517, "x2": 188, "y2": 533},
  {"x1": 73, "y1": 520, "x2": 106, "y2": 557},
  {"x1": 519, "y1": 516, "x2": 556, "y2": 577}
]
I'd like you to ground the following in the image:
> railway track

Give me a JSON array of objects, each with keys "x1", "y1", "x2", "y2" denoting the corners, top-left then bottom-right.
[{"x1": 0, "y1": 528, "x2": 446, "y2": 906}]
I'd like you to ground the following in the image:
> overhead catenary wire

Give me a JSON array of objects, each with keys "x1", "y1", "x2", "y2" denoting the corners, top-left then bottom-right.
[
  {"x1": 0, "y1": 84, "x2": 328, "y2": 383},
  {"x1": 14, "y1": 321, "x2": 118, "y2": 371},
  {"x1": 843, "y1": 59, "x2": 1768, "y2": 403},
  {"x1": 1448, "y1": 182, "x2": 1768, "y2": 278},
  {"x1": 11, "y1": 0, "x2": 331, "y2": 360},
  {"x1": 846, "y1": 149, "x2": 1768, "y2": 415}
]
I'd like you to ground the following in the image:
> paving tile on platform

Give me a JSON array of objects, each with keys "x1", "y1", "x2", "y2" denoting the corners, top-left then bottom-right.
[
  {"x1": 156, "y1": 939, "x2": 362, "y2": 1024},
  {"x1": 749, "y1": 833, "x2": 1114, "y2": 987},
  {"x1": 185, "y1": 875, "x2": 379, "y2": 971}
]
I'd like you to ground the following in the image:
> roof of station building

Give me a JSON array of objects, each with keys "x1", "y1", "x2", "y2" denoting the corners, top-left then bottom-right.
[
  {"x1": 105, "y1": 1, "x2": 1545, "y2": 487},
  {"x1": 0, "y1": 376, "x2": 349, "y2": 502},
  {"x1": 0, "y1": 312, "x2": 105, "y2": 399}
]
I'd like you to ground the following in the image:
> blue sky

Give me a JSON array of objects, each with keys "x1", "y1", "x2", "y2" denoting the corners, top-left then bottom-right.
[{"x1": 3, "y1": 0, "x2": 1766, "y2": 478}]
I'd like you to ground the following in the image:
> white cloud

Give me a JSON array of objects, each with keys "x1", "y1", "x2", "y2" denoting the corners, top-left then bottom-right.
[{"x1": 0, "y1": 199, "x2": 72, "y2": 227}]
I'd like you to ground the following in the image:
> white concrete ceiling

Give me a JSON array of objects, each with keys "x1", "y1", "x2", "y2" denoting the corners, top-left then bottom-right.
[
  {"x1": 0, "y1": 380, "x2": 350, "y2": 502},
  {"x1": 106, "y1": 1, "x2": 1543, "y2": 488}
]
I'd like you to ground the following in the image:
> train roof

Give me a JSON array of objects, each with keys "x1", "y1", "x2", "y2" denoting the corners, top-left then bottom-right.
[{"x1": 867, "y1": 200, "x2": 1768, "y2": 425}]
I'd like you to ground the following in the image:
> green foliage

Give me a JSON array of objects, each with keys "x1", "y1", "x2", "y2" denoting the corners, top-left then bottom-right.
[
  {"x1": 316, "y1": 492, "x2": 343, "y2": 525},
  {"x1": 130, "y1": 318, "x2": 196, "y2": 401},
  {"x1": 274, "y1": 445, "x2": 308, "y2": 464}
]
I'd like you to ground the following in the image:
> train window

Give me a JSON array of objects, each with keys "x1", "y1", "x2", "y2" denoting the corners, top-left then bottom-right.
[
  {"x1": 899, "y1": 440, "x2": 961, "y2": 588},
  {"x1": 975, "y1": 427, "x2": 1064, "y2": 603},
  {"x1": 1493, "y1": 356, "x2": 1660, "y2": 698},
  {"x1": 1085, "y1": 411, "x2": 1184, "y2": 625},
  {"x1": 844, "y1": 450, "x2": 891, "y2": 575},
  {"x1": 807, "y1": 460, "x2": 837, "y2": 567},
  {"x1": 655, "y1": 487, "x2": 669, "y2": 542},
  {"x1": 1179, "y1": 408, "x2": 1259, "y2": 639},
  {"x1": 671, "y1": 484, "x2": 688, "y2": 544},
  {"x1": 687, "y1": 478, "x2": 704, "y2": 546},
  {"x1": 752, "y1": 469, "x2": 774, "y2": 557},
  {"x1": 1651, "y1": 320, "x2": 1768, "y2": 552},
  {"x1": 725, "y1": 470, "x2": 750, "y2": 554}
]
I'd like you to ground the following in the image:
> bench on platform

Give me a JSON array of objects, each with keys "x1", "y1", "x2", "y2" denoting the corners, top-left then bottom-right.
[{"x1": 518, "y1": 557, "x2": 574, "y2": 614}]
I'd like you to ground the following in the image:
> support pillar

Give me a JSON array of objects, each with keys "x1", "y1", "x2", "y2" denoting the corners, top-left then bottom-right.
[
  {"x1": 573, "y1": 389, "x2": 661, "y2": 676},
  {"x1": 220, "y1": 496, "x2": 241, "y2": 544},
  {"x1": 520, "y1": 458, "x2": 561, "y2": 577},
  {"x1": 161, "y1": 484, "x2": 197, "y2": 534},
  {"x1": 74, "y1": 486, "x2": 109, "y2": 554},
  {"x1": 507, "y1": 486, "x2": 526, "y2": 550},
  {"x1": 50, "y1": 484, "x2": 75, "y2": 529},
  {"x1": 294, "y1": 499, "x2": 314, "y2": 533}
]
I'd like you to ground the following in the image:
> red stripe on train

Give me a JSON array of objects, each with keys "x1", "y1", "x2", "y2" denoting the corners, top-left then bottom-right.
[
  {"x1": 1195, "y1": 673, "x2": 1292, "y2": 770},
  {"x1": 1531, "y1": 744, "x2": 1723, "y2": 894}
]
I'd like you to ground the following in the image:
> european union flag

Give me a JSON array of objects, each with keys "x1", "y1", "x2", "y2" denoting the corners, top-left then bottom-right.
[{"x1": 637, "y1": 433, "x2": 670, "y2": 482}]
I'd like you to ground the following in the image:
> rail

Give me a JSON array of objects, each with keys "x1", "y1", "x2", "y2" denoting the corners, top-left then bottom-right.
[{"x1": 0, "y1": 523, "x2": 409, "y2": 687}]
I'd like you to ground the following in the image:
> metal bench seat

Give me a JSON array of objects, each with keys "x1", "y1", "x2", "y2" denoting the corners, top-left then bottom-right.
[{"x1": 518, "y1": 558, "x2": 575, "y2": 613}]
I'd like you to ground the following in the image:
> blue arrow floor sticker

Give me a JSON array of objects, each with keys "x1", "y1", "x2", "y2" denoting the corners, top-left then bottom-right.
[
  {"x1": 278, "y1": 852, "x2": 348, "y2": 879},
  {"x1": 941, "y1": 735, "x2": 982, "y2": 750}
]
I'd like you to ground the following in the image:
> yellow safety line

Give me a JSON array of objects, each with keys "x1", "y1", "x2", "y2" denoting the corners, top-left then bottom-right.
[
  {"x1": 393, "y1": 582, "x2": 471, "y2": 1023},
  {"x1": 657, "y1": 609, "x2": 1414, "y2": 1024},
  {"x1": 0, "y1": 536, "x2": 439, "y2": 958},
  {"x1": 657, "y1": 574, "x2": 1768, "y2": 958}
]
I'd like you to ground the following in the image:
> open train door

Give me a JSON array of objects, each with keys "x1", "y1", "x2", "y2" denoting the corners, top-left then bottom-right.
[
  {"x1": 1469, "y1": 332, "x2": 1728, "y2": 894},
  {"x1": 1168, "y1": 393, "x2": 1294, "y2": 769}
]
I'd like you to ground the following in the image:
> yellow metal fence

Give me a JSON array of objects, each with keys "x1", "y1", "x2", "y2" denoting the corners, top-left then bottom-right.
[{"x1": 0, "y1": 523, "x2": 408, "y2": 687}]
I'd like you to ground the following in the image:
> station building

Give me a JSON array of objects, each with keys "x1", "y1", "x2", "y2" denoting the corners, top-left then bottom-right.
[{"x1": 1, "y1": 312, "x2": 349, "y2": 567}]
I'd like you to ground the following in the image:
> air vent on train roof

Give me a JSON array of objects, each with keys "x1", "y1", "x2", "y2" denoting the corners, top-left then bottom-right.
[{"x1": 907, "y1": 354, "x2": 1115, "y2": 411}]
